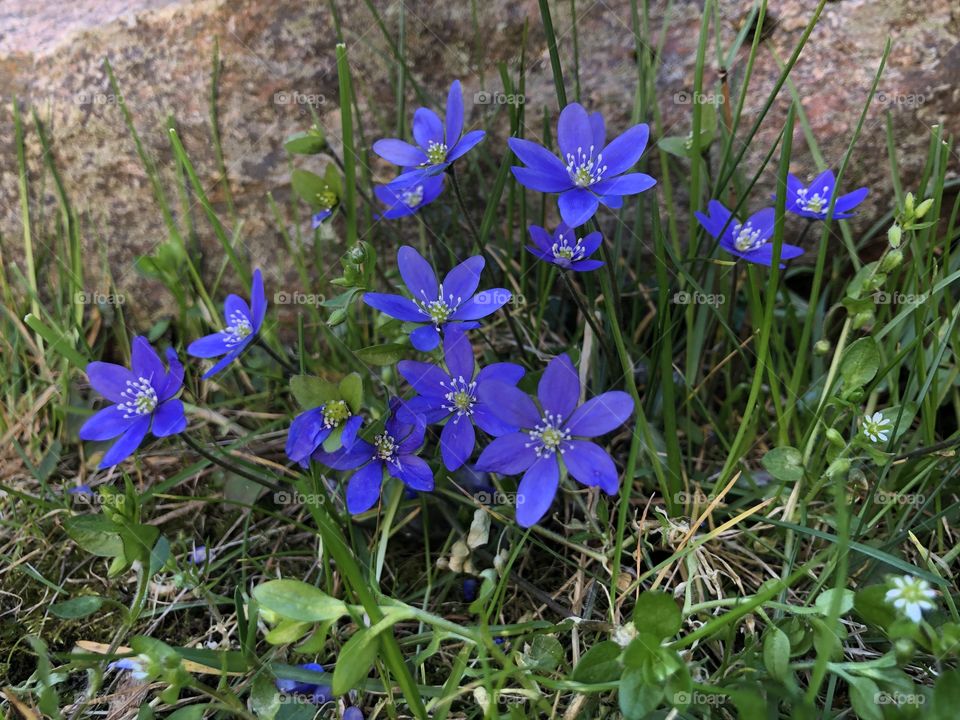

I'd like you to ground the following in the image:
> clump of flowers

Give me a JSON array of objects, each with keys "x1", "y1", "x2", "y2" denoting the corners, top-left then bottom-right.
[
  {"x1": 885, "y1": 575, "x2": 937, "y2": 622},
  {"x1": 79, "y1": 337, "x2": 187, "y2": 468}
]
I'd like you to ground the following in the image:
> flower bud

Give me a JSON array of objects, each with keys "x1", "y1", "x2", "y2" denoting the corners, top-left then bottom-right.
[
  {"x1": 914, "y1": 198, "x2": 934, "y2": 219},
  {"x1": 904, "y1": 192, "x2": 915, "y2": 215},
  {"x1": 826, "y1": 458, "x2": 851, "y2": 478},
  {"x1": 825, "y1": 428, "x2": 845, "y2": 447},
  {"x1": 814, "y1": 339, "x2": 831, "y2": 356},
  {"x1": 880, "y1": 250, "x2": 903, "y2": 272},
  {"x1": 887, "y1": 224, "x2": 902, "y2": 248},
  {"x1": 852, "y1": 310, "x2": 874, "y2": 330},
  {"x1": 867, "y1": 272, "x2": 887, "y2": 291}
]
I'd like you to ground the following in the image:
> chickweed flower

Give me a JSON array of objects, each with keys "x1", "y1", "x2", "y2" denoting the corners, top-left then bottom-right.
[
  {"x1": 885, "y1": 575, "x2": 936, "y2": 622},
  {"x1": 695, "y1": 200, "x2": 803, "y2": 267},
  {"x1": 862, "y1": 411, "x2": 893, "y2": 443},
  {"x1": 187, "y1": 269, "x2": 266, "y2": 378},
  {"x1": 509, "y1": 103, "x2": 655, "y2": 227},
  {"x1": 475, "y1": 355, "x2": 634, "y2": 526},
  {"x1": 780, "y1": 170, "x2": 868, "y2": 220},
  {"x1": 398, "y1": 328, "x2": 524, "y2": 470},
  {"x1": 363, "y1": 246, "x2": 511, "y2": 351},
  {"x1": 373, "y1": 80, "x2": 485, "y2": 182},
  {"x1": 526, "y1": 223, "x2": 604, "y2": 271},
  {"x1": 79, "y1": 337, "x2": 187, "y2": 469}
]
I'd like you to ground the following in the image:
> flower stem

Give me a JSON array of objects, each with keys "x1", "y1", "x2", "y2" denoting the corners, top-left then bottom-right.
[
  {"x1": 256, "y1": 336, "x2": 297, "y2": 375},
  {"x1": 562, "y1": 271, "x2": 615, "y2": 364}
]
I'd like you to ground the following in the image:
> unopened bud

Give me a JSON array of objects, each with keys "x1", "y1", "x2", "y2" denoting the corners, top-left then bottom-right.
[
  {"x1": 853, "y1": 310, "x2": 874, "y2": 330},
  {"x1": 887, "y1": 224, "x2": 902, "y2": 248},
  {"x1": 904, "y1": 192, "x2": 915, "y2": 215},
  {"x1": 825, "y1": 428, "x2": 845, "y2": 447},
  {"x1": 914, "y1": 198, "x2": 934, "y2": 219},
  {"x1": 826, "y1": 458, "x2": 851, "y2": 478},
  {"x1": 814, "y1": 339, "x2": 831, "y2": 356},
  {"x1": 880, "y1": 250, "x2": 903, "y2": 272}
]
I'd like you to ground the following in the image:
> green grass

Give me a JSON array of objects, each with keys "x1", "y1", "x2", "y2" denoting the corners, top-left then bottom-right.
[{"x1": 2, "y1": 1, "x2": 960, "y2": 718}]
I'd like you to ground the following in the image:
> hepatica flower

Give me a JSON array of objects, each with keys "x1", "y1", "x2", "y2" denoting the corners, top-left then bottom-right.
[
  {"x1": 508, "y1": 103, "x2": 656, "y2": 227},
  {"x1": 398, "y1": 329, "x2": 524, "y2": 470},
  {"x1": 286, "y1": 400, "x2": 363, "y2": 467},
  {"x1": 276, "y1": 662, "x2": 332, "y2": 704},
  {"x1": 314, "y1": 401, "x2": 432, "y2": 514},
  {"x1": 79, "y1": 337, "x2": 187, "y2": 469},
  {"x1": 475, "y1": 355, "x2": 634, "y2": 526},
  {"x1": 526, "y1": 223, "x2": 604, "y2": 271},
  {"x1": 374, "y1": 172, "x2": 445, "y2": 219},
  {"x1": 364, "y1": 246, "x2": 511, "y2": 351},
  {"x1": 188, "y1": 269, "x2": 266, "y2": 378},
  {"x1": 885, "y1": 575, "x2": 937, "y2": 623},
  {"x1": 781, "y1": 169, "x2": 868, "y2": 220},
  {"x1": 373, "y1": 80, "x2": 485, "y2": 181},
  {"x1": 695, "y1": 200, "x2": 803, "y2": 267}
]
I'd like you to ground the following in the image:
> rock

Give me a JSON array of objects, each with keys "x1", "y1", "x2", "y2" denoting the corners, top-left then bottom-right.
[{"x1": 0, "y1": 0, "x2": 956, "y2": 318}]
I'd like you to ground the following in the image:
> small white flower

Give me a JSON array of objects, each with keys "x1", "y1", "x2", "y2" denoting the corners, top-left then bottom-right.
[
  {"x1": 862, "y1": 411, "x2": 893, "y2": 443},
  {"x1": 884, "y1": 575, "x2": 936, "y2": 622}
]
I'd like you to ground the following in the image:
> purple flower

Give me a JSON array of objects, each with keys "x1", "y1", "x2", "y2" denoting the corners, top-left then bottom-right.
[
  {"x1": 475, "y1": 355, "x2": 634, "y2": 527},
  {"x1": 397, "y1": 329, "x2": 524, "y2": 470},
  {"x1": 187, "y1": 269, "x2": 267, "y2": 378},
  {"x1": 188, "y1": 544, "x2": 208, "y2": 565},
  {"x1": 695, "y1": 200, "x2": 804, "y2": 267},
  {"x1": 109, "y1": 656, "x2": 150, "y2": 681},
  {"x1": 343, "y1": 708, "x2": 364, "y2": 720},
  {"x1": 374, "y1": 172, "x2": 445, "y2": 219},
  {"x1": 779, "y1": 170, "x2": 868, "y2": 220},
  {"x1": 526, "y1": 223, "x2": 604, "y2": 271},
  {"x1": 276, "y1": 662, "x2": 331, "y2": 704},
  {"x1": 79, "y1": 337, "x2": 187, "y2": 469},
  {"x1": 363, "y1": 246, "x2": 511, "y2": 352},
  {"x1": 314, "y1": 401, "x2": 433, "y2": 514},
  {"x1": 508, "y1": 103, "x2": 656, "y2": 227},
  {"x1": 286, "y1": 401, "x2": 363, "y2": 467},
  {"x1": 372, "y1": 80, "x2": 485, "y2": 182}
]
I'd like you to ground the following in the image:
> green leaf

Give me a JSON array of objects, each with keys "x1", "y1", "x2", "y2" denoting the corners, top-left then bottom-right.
[
  {"x1": 331, "y1": 627, "x2": 380, "y2": 695},
  {"x1": 338, "y1": 373, "x2": 363, "y2": 413},
  {"x1": 854, "y1": 586, "x2": 896, "y2": 628},
  {"x1": 64, "y1": 515, "x2": 124, "y2": 557},
  {"x1": 166, "y1": 705, "x2": 210, "y2": 720},
  {"x1": 284, "y1": 131, "x2": 325, "y2": 155},
  {"x1": 265, "y1": 620, "x2": 315, "y2": 645},
  {"x1": 253, "y1": 580, "x2": 349, "y2": 622},
  {"x1": 762, "y1": 626, "x2": 790, "y2": 682},
  {"x1": 250, "y1": 673, "x2": 281, "y2": 720},
  {"x1": 23, "y1": 314, "x2": 89, "y2": 369},
  {"x1": 840, "y1": 337, "x2": 880, "y2": 391},
  {"x1": 632, "y1": 591, "x2": 682, "y2": 639},
  {"x1": 523, "y1": 635, "x2": 564, "y2": 672},
  {"x1": 571, "y1": 640, "x2": 622, "y2": 684},
  {"x1": 354, "y1": 343, "x2": 408, "y2": 366},
  {"x1": 761, "y1": 446, "x2": 804, "y2": 484},
  {"x1": 934, "y1": 669, "x2": 960, "y2": 717},
  {"x1": 847, "y1": 676, "x2": 883, "y2": 720},
  {"x1": 291, "y1": 169, "x2": 331, "y2": 208},
  {"x1": 50, "y1": 596, "x2": 105, "y2": 619},
  {"x1": 814, "y1": 588, "x2": 855, "y2": 617},
  {"x1": 619, "y1": 667, "x2": 664, "y2": 720},
  {"x1": 289, "y1": 375, "x2": 339, "y2": 410}
]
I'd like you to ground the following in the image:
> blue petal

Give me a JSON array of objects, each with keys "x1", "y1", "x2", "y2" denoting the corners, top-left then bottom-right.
[
  {"x1": 508, "y1": 137, "x2": 567, "y2": 176},
  {"x1": 591, "y1": 172, "x2": 656, "y2": 197},
  {"x1": 450, "y1": 289, "x2": 511, "y2": 320},
  {"x1": 557, "y1": 103, "x2": 594, "y2": 162},
  {"x1": 538, "y1": 355, "x2": 580, "y2": 420},
  {"x1": 152, "y1": 399, "x2": 187, "y2": 437},
  {"x1": 99, "y1": 415, "x2": 151, "y2": 468},
  {"x1": 410, "y1": 325, "x2": 441, "y2": 351},
  {"x1": 341, "y1": 414, "x2": 363, "y2": 450},
  {"x1": 472, "y1": 402, "x2": 517, "y2": 437},
  {"x1": 224, "y1": 294, "x2": 252, "y2": 326},
  {"x1": 373, "y1": 138, "x2": 427, "y2": 166},
  {"x1": 476, "y1": 381, "x2": 540, "y2": 428},
  {"x1": 447, "y1": 130, "x2": 485, "y2": 162},
  {"x1": 589, "y1": 111, "x2": 606, "y2": 149},
  {"x1": 474, "y1": 431, "x2": 537, "y2": 474},
  {"x1": 86, "y1": 362, "x2": 135, "y2": 403},
  {"x1": 158, "y1": 348, "x2": 184, "y2": 401},
  {"x1": 346, "y1": 462, "x2": 384, "y2": 514},
  {"x1": 187, "y1": 333, "x2": 232, "y2": 359},
  {"x1": 285, "y1": 408, "x2": 328, "y2": 463},
  {"x1": 442, "y1": 326, "x2": 474, "y2": 381},
  {"x1": 391, "y1": 454, "x2": 434, "y2": 490},
  {"x1": 314, "y1": 440, "x2": 374, "y2": 470},
  {"x1": 445, "y1": 80, "x2": 464, "y2": 144},
  {"x1": 79, "y1": 404, "x2": 135, "y2": 441},
  {"x1": 516, "y1": 455, "x2": 560, "y2": 527},
  {"x1": 311, "y1": 209, "x2": 332, "y2": 227},
  {"x1": 202, "y1": 344, "x2": 249, "y2": 379},
  {"x1": 397, "y1": 360, "x2": 450, "y2": 396},
  {"x1": 833, "y1": 187, "x2": 868, "y2": 213},
  {"x1": 398, "y1": 246, "x2": 439, "y2": 303},
  {"x1": 527, "y1": 224, "x2": 553, "y2": 253},
  {"x1": 558, "y1": 188, "x2": 599, "y2": 227},
  {"x1": 569, "y1": 259, "x2": 605, "y2": 272},
  {"x1": 511, "y1": 166, "x2": 573, "y2": 193},
  {"x1": 413, "y1": 108, "x2": 444, "y2": 150},
  {"x1": 600, "y1": 123, "x2": 650, "y2": 176},
  {"x1": 363, "y1": 292, "x2": 425, "y2": 322},
  {"x1": 563, "y1": 440, "x2": 619, "y2": 494},
  {"x1": 565, "y1": 391, "x2": 634, "y2": 437},
  {"x1": 440, "y1": 416, "x2": 475, "y2": 470},
  {"x1": 250, "y1": 268, "x2": 267, "y2": 331},
  {"x1": 131, "y1": 337, "x2": 164, "y2": 384},
  {"x1": 476, "y1": 362, "x2": 524, "y2": 386},
  {"x1": 442, "y1": 256, "x2": 485, "y2": 309}
]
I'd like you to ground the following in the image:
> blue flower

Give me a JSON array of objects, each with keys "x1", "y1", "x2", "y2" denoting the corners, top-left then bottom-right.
[
  {"x1": 463, "y1": 578, "x2": 479, "y2": 602},
  {"x1": 187, "y1": 269, "x2": 266, "y2": 378},
  {"x1": 343, "y1": 708, "x2": 364, "y2": 720},
  {"x1": 695, "y1": 200, "x2": 804, "y2": 267},
  {"x1": 275, "y1": 662, "x2": 332, "y2": 704},
  {"x1": 109, "y1": 655, "x2": 151, "y2": 681},
  {"x1": 311, "y1": 209, "x2": 333, "y2": 227},
  {"x1": 363, "y1": 246, "x2": 511, "y2": 352},
  {"x1": 373, "y1": 80, "x2": 485, "y2": 182},
  {"x1": 314, "y1": 400, "x2": 433, "y2": 514},
  {"x1": 374, "y1": 172, "x2": 445, "y2": 218},
  {"x1": 475, "y1": 355, "x2": 634, "y2": 527},
  {"x1": 188, "y1": 544, "x2": 208, "y2": 565},
  {"x1": 286, "y1": 401, "x2": 364, "y2": 467},
  {"x1": 508, "y1": 103, "x2": 656, "y2": 227},
  {"x1": 79, "y1": 337, "x2": 187, "y2": 469},
  {"x1": 779, "y1": 170, "x2": 868, "y2": 220},
  {"x1": 397, "y1": 328, "x2": 524, "y2": 470},
  {"x1": 526, "y1": 223, "x2": 604, "y2": 271}
]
